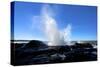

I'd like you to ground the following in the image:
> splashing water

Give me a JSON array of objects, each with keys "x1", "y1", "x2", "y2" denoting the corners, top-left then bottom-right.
[{"x1": 41, "y1": 5, "x2": 72, "y2": 46}]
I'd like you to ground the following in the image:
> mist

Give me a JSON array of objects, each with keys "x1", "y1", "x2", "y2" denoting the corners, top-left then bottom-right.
[{"x1": 41, "y1": 5, "x2": 72, "y2": 46}]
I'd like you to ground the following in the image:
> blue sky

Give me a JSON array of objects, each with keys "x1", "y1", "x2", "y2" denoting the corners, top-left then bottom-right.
[{"x1": 11, "y1": 1, "x2": 97, "y2": 41}]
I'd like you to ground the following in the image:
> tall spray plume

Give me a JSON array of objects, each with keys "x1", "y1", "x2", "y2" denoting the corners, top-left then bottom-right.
[{"x1": 41, "y1": 5, "x2": 72, "y2": 46}]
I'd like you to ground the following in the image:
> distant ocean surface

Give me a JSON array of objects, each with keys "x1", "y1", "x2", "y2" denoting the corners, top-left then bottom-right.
[
  {"x1": 11, "y1": 40, "x2": 97, "y2": 47},
  {"x1": 11, "y1": 40, "x2": 30, "y2": 43}
]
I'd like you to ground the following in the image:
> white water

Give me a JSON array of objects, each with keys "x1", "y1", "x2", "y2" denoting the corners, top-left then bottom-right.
[{"x1": 41, "y1": 5, "x2": 72, "y2": 46}]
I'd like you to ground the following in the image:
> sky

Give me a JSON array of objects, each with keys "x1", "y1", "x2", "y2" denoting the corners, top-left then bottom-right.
[{"x1": 11, "y1": 1, "x2": 97, "y2": 41}]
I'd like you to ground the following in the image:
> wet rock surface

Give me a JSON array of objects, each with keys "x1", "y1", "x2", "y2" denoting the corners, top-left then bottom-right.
[{"x1": 11, "y1": 40, "x2": 97, "y2": 66}]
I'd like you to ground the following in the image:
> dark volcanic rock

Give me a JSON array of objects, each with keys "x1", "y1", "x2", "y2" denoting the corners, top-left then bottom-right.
[
  {"x1": 11, "y1": 40, "x2": 97, "y2": 66},
  {"x1": 71, "y1": 43, "x2": 93, "y2": 49},
  {"x1": 24, "y1": 40, "x2": 48, "y2": 49}
]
